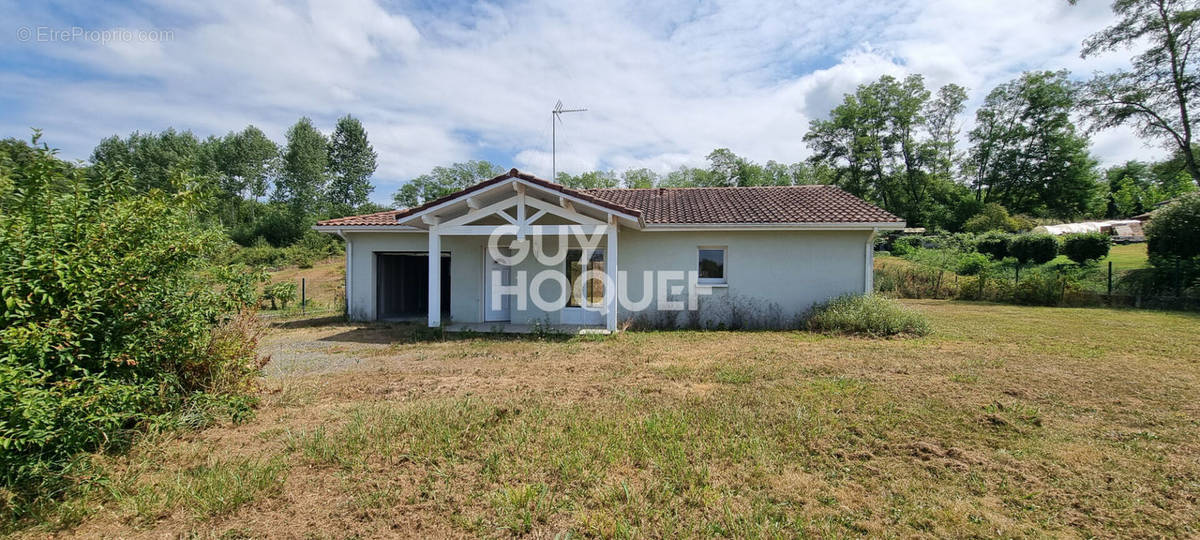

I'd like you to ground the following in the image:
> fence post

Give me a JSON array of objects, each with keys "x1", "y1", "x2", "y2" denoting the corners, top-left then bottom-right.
[
  {"x1": 301, "y1": 278, "x2": 306, "y2": 316},
  {"x1": 1015, "y1": 264, "x2": 1020, "y2": 283},
  {"x1": 1107, "y1": 261, "x2": 1113, "y2": 304}
]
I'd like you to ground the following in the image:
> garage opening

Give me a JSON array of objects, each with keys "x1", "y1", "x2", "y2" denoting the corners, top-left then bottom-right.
[{"x1": 376, "y1": 252, "x2": 450, "y2": 320}]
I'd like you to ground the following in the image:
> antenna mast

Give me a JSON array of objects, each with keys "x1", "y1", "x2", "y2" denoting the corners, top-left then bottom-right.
[{"x1": 552, "y1": 100, "x2": 587, "y2": 181}]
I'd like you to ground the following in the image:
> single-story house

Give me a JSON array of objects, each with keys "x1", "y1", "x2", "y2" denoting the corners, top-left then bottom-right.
[{"x1": 314, "y1": 169, "x2": 904, "y2": 332}]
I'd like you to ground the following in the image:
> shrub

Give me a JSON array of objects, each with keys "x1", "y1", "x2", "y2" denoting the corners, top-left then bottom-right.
[
  {"x1": 806, "y1": 294, "x2": 931, "y2": 337},
  {"x1": 976, "y1": 232, "x2": 1012, "y2": 260},
  {"x1": 890, "y1": 236, "x2": 923, "y2": 256},
  {"x1": 262, "y1": 281, "x2": 298, "y2": 310},
  {"x1": 1009, "y1": 234, "x2": 1059, "y2": 265},
  {"x1": 1145, "y1": 193, "x2": 1200, "y2": 260},
  {"x1": 1061, "y1": 232, "x2": 1111, "y2": 264},
  {"x1": 956, "y1": 252, "x2": 991, "y2": 276},
  {"x1": 0, "y1": 135, "x2": 265, "y2": 506},
  {"x1": 963, "y1": 203, "x2": 1018, "y2": 233}
]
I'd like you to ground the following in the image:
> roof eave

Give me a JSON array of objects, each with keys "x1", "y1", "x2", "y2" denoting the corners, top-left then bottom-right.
[{"x1": 640, "y1": 221, "x2": 905, "y2": 231}]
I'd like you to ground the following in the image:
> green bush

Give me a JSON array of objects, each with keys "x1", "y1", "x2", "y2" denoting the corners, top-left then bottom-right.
[
  {"x1": 975, "y1": 232, "x2": 1012, "y2": 260},
  {"x1": 0, "y1": 136, "x2": 265, "y2": 508},
  {"x1": 955, "y1": 252, "x2": 991, "y2": 276},
  {"x1": 1146, "y1": 193, "x2": 1200, "y2": 260},
  {"x1": 806, "y1": 294, "x2": 931, "y2": 337},
  {"x1": 1061, "y1": 233, "x2": 1111, "y2": 264},
  {"x1": 262, "y1": 281, "x2": 298, "y2": 310},
  {"x1": 1009, "y1": 234, "x2": 1059, "y2": 265},
  {"x1": 890, "y1": 236, "x2": 923, "y2": 256},
  {"x1": 963, "y1": 203, "x2": 1018, "y2": 233}
]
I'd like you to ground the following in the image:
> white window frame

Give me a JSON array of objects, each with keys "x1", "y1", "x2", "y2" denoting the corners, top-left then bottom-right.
[{"x1": 697, "y1": 246, "x2": 728, "y2": 286}]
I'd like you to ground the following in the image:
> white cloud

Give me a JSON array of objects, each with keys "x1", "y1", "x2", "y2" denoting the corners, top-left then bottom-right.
[{"x1": 0, "y1": 0, "x2": 1167, "y2": 203}]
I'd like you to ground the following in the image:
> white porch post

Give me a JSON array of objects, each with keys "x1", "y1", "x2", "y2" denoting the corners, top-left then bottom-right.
[
  {"x1": 427, "y1": 220, "x2": 441, "y2": 327},
  {"x1": 606, "y1": 219, "x2": 619, "y2": 332}
]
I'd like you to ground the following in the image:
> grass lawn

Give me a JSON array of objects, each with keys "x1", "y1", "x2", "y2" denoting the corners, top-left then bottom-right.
[
  {"x1": 15, "y1": 301, "x2": 1200, "y2": 537},
  {"x1": 1049, "y1": 242, "x2": 1149, "y2": 270}
]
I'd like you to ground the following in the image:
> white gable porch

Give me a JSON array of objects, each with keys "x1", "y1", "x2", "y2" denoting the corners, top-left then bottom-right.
[{"x1": 395, "y1": 175, "x2": 641, "y2": 332}]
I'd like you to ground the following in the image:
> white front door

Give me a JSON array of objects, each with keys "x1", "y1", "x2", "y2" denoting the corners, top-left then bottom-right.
[
  {"x1": 561, "y1": 248, "x2": 605, "y2": 326},
  {"x1": 484, "y1": 248, "x2": 513, "y2": 321}
]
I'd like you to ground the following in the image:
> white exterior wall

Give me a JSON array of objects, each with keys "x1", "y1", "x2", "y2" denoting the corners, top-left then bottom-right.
[
  {"x1": 342, "y1": 228, "x2": 872, "y2": 325},
  {"x1": 616, "y1": 228, "x2": 872, "y2": 325}
]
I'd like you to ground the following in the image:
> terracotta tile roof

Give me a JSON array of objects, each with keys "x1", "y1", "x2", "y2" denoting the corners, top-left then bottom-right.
[
  {"x1": 583, "y1": 185, "x2": 902, "y2": 224},
  {"x1": 316, "y1": 209, "x2": 406, "y2": 226},
  {"x1": 316, "y1": 170, "x2": 901, "y2": 227},
  {"x1": 316, "y1": 169, "x2": 641, "y2": 227}
]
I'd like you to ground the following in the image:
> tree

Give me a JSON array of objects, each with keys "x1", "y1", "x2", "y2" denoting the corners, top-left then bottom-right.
[
  {"x1": 925, "y1": 84, "x2": 969, "y2": 181},
  {"x1": 1079, "y1": 0, "x2": 1200, "y2": 184},
  {"x1": 212, "y1": 126, "x2": 279, "y2": 200},
  {"x1": 966, "y1": 71, "x2": 1103, "y2": 218},
  {"x1": 557, "y1": 170, "x2": 619, "y2": 189},
  {"x1": 90, "y1": 128, "x2": 205, "y2": 193},
  {"x1": 963, "y1": 203, "x2": 1020, "y2": 233},
  {"x1": 621, "y1": 168, "x2": 658, "y2": 188},
  {"x1": 274, "y1": 117, "x2": 329, "y2": 216},
  {"x1": 805, "y1": 74, "x2": 970, "y2": 228},
  {"x1": 327, "y1": 115, "x2": 378, "y2": 213},
  {"x1": 393, "y1": 160, "x2": 504, "y2": 208}
]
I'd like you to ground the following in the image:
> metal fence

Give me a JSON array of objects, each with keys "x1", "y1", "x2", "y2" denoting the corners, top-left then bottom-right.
[{"x1": 874, "y1": 257, "x2": 1200, "y2": 311}]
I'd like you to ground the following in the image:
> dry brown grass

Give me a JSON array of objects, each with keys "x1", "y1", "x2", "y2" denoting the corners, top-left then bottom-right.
[{"x1": 16, "y1": 300, "x2": 1200, "y2": 538}]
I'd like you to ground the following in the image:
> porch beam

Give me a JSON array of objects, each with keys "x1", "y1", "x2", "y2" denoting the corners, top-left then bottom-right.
[
  {"x1": 439, "y1": 196, "x2": 518, "y2": 228},
  {"x1": 438, "y1": 224, "x2": 611, "y2": 236},
  {"x1": 524, "y1": 196, "x2": 605, "y2": 225}
]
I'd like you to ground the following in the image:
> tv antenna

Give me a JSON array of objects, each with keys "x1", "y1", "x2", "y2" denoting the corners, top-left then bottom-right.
[{"x1": 551, "y1": 100, "x2": 587, "y2": 181}]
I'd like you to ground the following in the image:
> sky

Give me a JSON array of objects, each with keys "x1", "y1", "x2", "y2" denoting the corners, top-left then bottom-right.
[{"x1": 0, "y1": 0, "x2": 1164, "y2": 204}]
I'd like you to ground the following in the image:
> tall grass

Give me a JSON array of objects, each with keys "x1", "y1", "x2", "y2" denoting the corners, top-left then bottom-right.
[{"x1": 806, "y1": 294, "x2": 931, "y2": 337}]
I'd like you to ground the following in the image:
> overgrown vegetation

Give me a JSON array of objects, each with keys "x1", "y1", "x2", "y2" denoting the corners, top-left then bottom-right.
[
  {"x1": 0, "y1": 135, "x2": 266, "y2": 520},
  {"x1": 805, "y1": 294, "x2": 931, "y2": 337}
]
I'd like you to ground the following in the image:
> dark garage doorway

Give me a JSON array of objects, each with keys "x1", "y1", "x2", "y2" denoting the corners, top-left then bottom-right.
[{"x1": 376, "y1": 252, "x2": 450, "y2": 320}]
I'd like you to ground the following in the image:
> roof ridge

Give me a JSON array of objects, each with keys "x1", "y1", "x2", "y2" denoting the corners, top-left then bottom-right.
[{"x1": 583, "y1": 184, "x2": 835, "y2": 191}]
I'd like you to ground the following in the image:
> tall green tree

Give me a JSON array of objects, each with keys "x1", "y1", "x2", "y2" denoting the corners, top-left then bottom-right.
[
  {"x1": 393, "y1": 160, "x2": 504, "y2": 208},
  {"x1": 966, "y1": 71, "x2": 1102, "y2": 218},
  {"x1": 214, "y1": 125, "x2": 279, "y2": 200},
  {"x1": 925, "y1": 83, "x2": 969, "y2": 181},
  {"x1": 327, "y1": 115, "x2": 378, "y2": 214},
  {"x1": 274, "y1": 117, "x2": 329, "y2": 216},
  {"x1": 1079, "y1": 0, "x2": 1200, "y2": 184},
  {"x1": 805, "y1": 74, "x2": 969, "y2": 227}
]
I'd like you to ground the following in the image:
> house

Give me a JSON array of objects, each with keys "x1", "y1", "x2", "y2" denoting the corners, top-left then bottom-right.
[{"x1": 314, "y1": 169, "x2": 904, "y2": 332}]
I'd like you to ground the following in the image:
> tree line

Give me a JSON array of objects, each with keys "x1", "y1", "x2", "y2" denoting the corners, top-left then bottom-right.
[
  {"x1": 11, "y1": 0, "x2": 1200, "y2": 244},
  {"x1": 88, "y1": 115, "x2": 381, "y2": 247}
]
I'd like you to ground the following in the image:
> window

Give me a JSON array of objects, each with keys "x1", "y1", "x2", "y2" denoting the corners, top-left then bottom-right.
[
  {"x1": 565, "y1": 249, "x2": 605, "y2": 307},
  {"x1": 698, "y1": 247, "x2": 726, "y2": 285}
]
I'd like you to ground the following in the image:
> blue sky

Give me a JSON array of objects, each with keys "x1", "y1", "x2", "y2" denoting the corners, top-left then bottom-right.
[{"x1": 0, "y1": 0, "x2": 1160, "y2": 204}]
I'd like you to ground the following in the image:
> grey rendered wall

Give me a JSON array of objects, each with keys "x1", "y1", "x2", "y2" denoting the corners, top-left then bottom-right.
[
  {"x1": 344, "y1": 228, "x2": 871, "y2": 326},
  {"x1": 615, "y1": 229, "x2": 872, "y2": 326}
]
